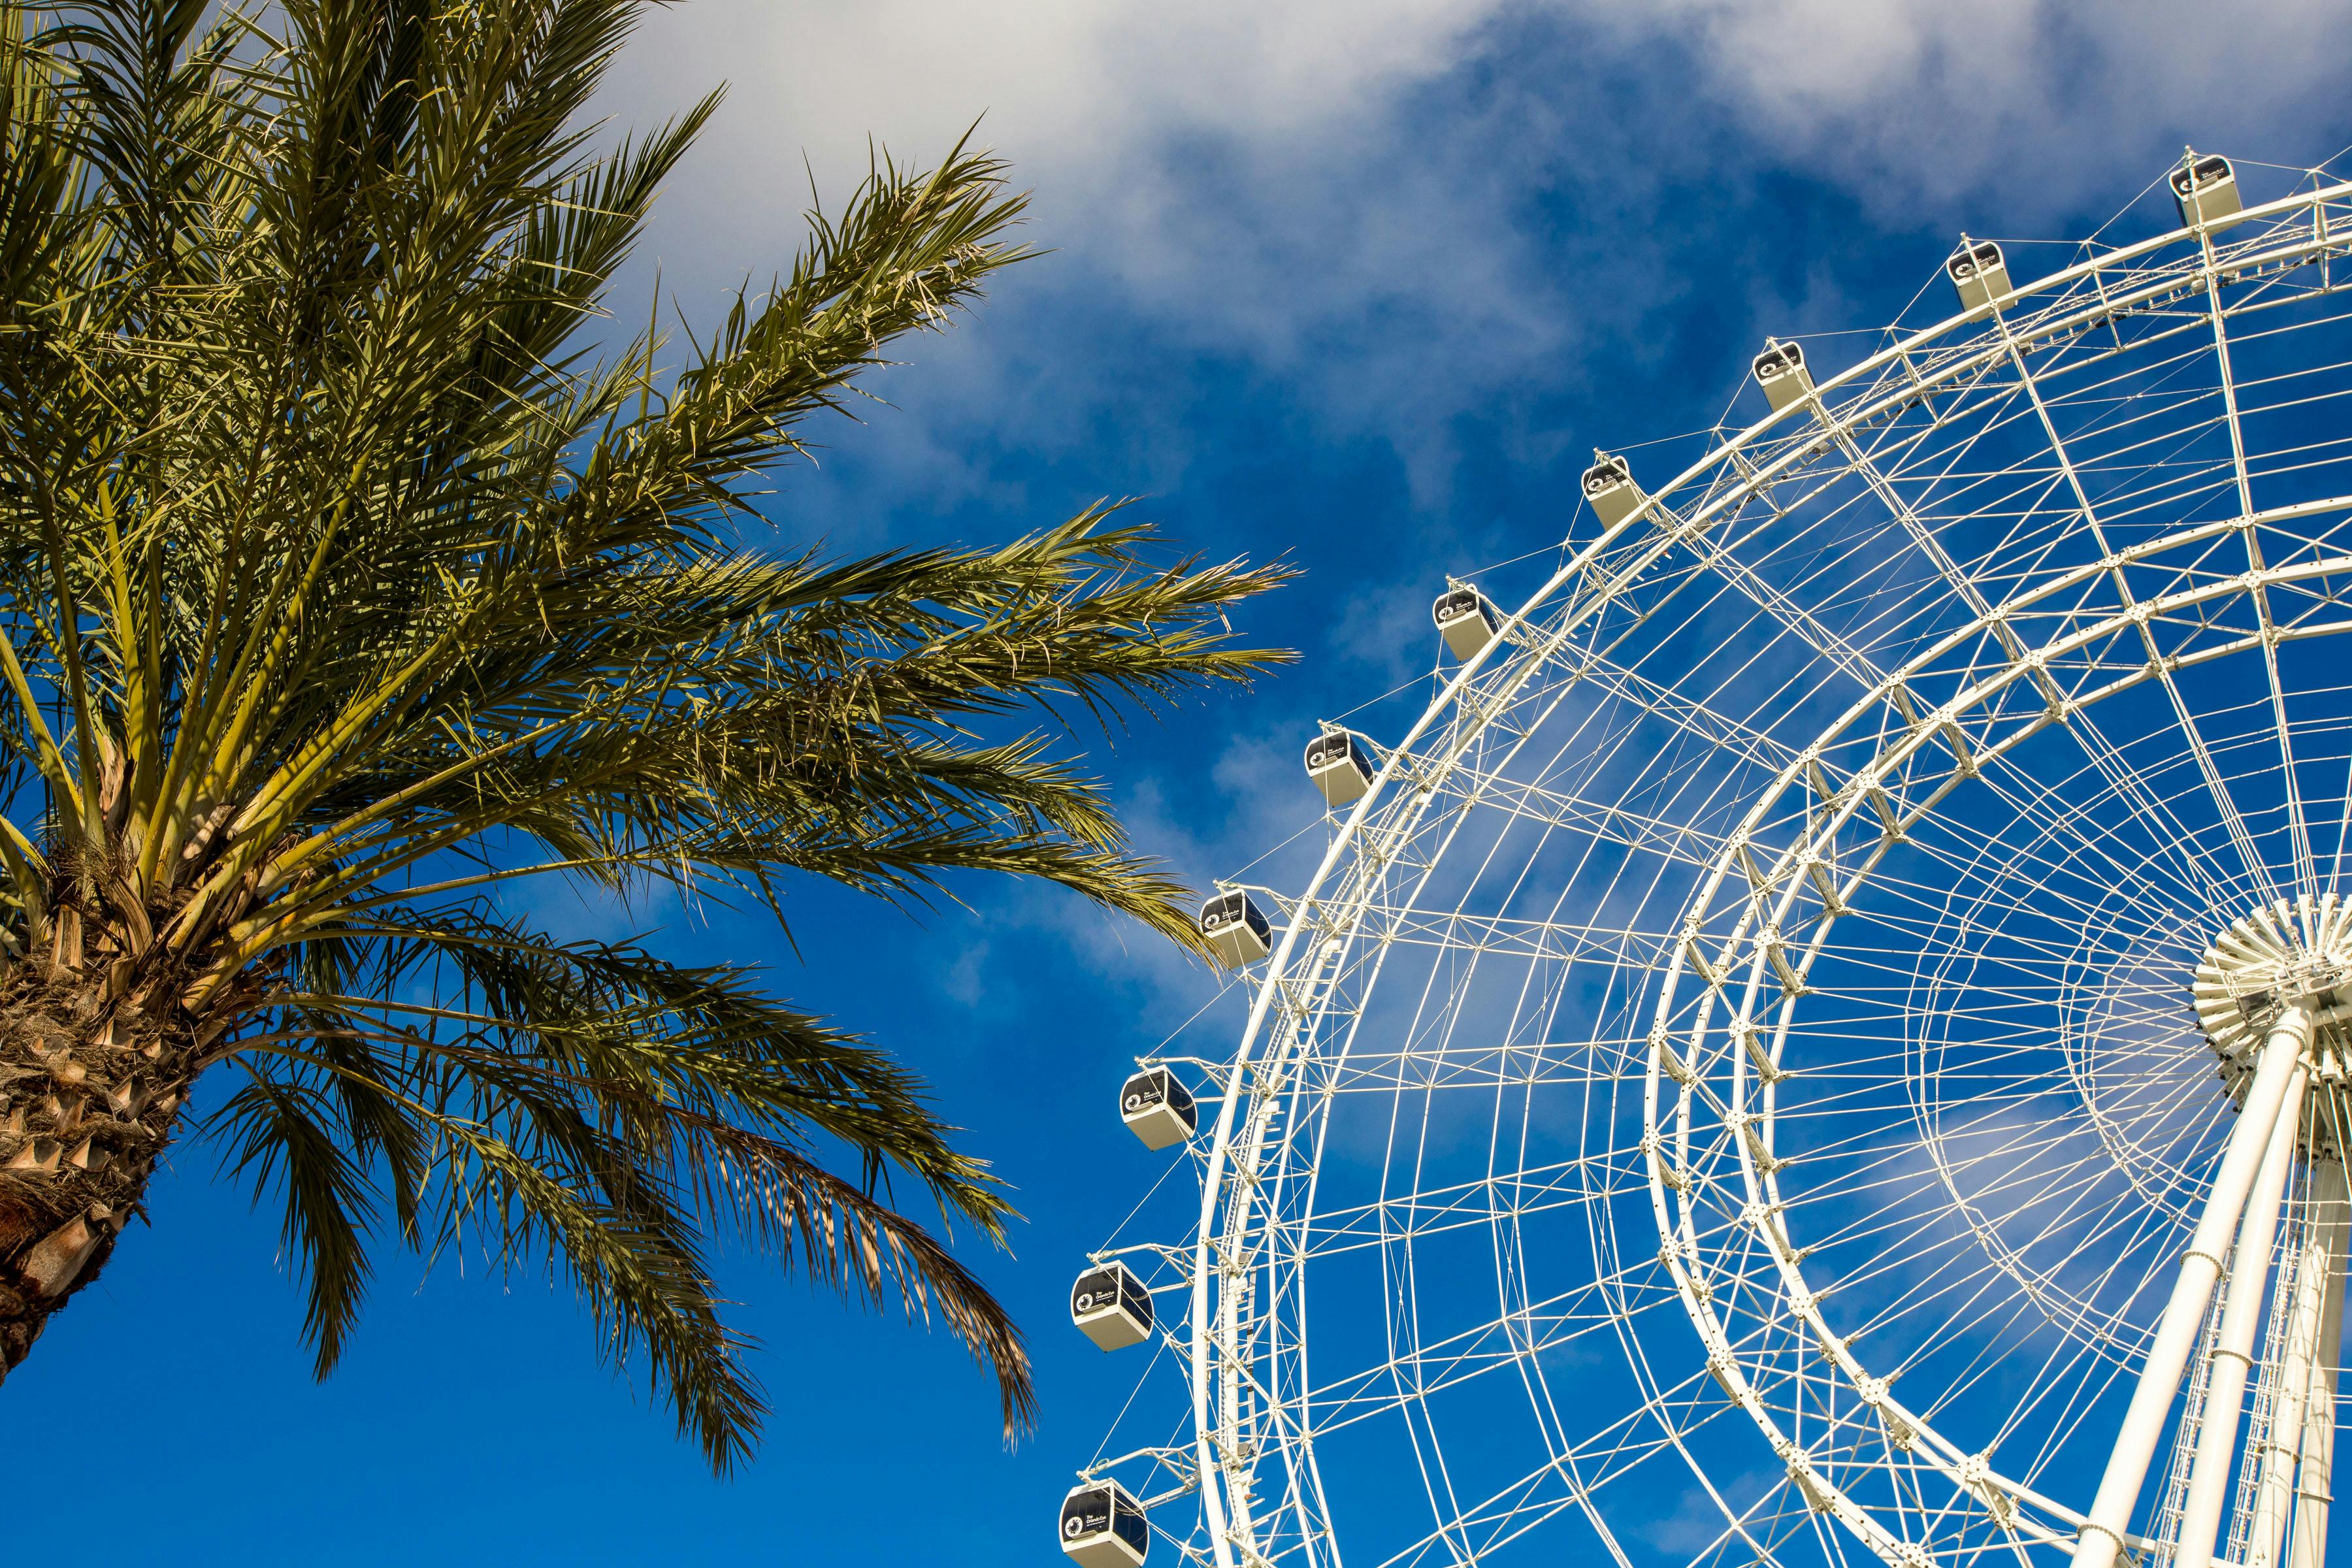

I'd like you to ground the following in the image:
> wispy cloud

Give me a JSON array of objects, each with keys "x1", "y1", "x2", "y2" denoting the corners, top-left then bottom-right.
[
  {"x1": 603, "y1": 0, "x2": 2351, "y2": 534},
  {"x1": 1588, "y1": 0, "x2": 2352, "y2": 212}
]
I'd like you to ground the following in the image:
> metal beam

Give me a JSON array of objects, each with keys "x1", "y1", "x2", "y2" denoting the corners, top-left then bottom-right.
[
  {"x1": 2177, "y1": 1073, "x2": 2307, "y2": 1568},
  {"x1": 2078, "y1": 1005, "x2": 2315, "y2": 1568},
  {"x1": 2247, "y1": 1161, "x2": 2336, "y2": 1568},
  {"x1": 2289, "y1": 1157, "x2": 2351, "y2": 1568}
]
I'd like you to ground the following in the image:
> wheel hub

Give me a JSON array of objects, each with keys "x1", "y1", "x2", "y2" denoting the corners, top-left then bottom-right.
[{"x1": 2193, "y1": 894, "x2": 2352, "y2": 1150}]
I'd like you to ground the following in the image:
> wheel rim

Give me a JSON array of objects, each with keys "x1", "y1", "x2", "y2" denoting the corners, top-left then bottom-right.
[{"x1": 1083, "y1": 168, "x2": 2352, "y2": 1568}]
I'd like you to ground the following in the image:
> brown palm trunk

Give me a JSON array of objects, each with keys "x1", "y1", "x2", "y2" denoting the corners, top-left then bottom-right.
[
  {"x1": 0, "y1": 730, "x2": 276, "y2": 1378},
  {"x1": 0, "y1": 939, "x2": 210, "y2": 1382}
]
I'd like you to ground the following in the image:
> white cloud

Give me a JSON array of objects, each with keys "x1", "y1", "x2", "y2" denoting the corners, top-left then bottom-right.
[
  {"x1": 606, "y1": 1, "x2": 1568, "y2": 502},
  {"x1": 602, "y1": 1, "x2": 2352, "y2": 491},
  {"x1": 596, "y1": 1, "x2": 2352, "y2": 512},
  {"x1": 612, "y1": 0, "x2": 2352, "y2": 271},
  {"x1": 610, "y1": 1, "x2": 1494, "y2": 211},
  {"x1": 1602, "y1": 0, "x2": 2352, "y2": 211}
]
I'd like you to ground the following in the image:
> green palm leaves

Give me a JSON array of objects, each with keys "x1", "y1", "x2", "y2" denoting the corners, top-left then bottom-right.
[{"x1": 0, "y1": 0, "x2": 1288, "y2": 1468}]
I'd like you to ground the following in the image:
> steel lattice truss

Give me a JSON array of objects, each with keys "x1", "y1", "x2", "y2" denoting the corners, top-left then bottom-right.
[{"x1": 1074, "y1": 159, "x2": 2352, "y2": 1568}]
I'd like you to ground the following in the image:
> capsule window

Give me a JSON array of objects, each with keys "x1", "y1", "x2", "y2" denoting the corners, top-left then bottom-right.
[
  {"x1": 1581, "y1": 453, "x2": 1644, "y2": 529},
  {"x1": 1432, "y1": 586, "x2": 1492, "y2": 625},
  {"x1": 1945, "y1": 239, "x2": 2010, "y2": 313},
  {"x1": 1120, "y1": 1066, "x2": 1198, "y2": 1150},
  {"x1": 1432, "y1": 586, "x2": 1501, "y2": 661},
  {"x1": 1060, "y1": 1482, "x2": 1149, "y2": 1567},
  {"x1": 1752, "y1": 341, "x2": 1804, "y2": 382},
  {"x1": 2172, "y1": 154, "x2": 2241, "y2": 226},
  {"x1": 1305, "y1": 730, "x2": 1376, "y2": 808}
]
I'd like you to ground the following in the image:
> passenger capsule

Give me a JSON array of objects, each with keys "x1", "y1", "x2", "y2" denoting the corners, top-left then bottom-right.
[
  {"x1": 1200, "y1": 890, "x2": 1273, "y2": 968},
  {"x1": 1119, "y1": 1066, "x2": 1197, "y2": 1151},
  {"x1": 1945, "y1": 238, "x2": 2010, "y2": 312},
  {"x1": 1304, "y1": 728, "x2": 1376, "y2": 808},
  {"x1": 1432, "y1": 584, "x2": 1501, "y2": 661},
  {"x1": 1582, "y1": 452, "x2": 1644, "y2": 529},
  {"x1": 2172, "y1": 152, "x2": 2241, "y2": 227},
  {"x1": 1070, "y1": 1258, "x2": 1154, "y2": 1350},
  {"x1": 1061, "y1": 1480, "x2": 1150, "y2": 1567},
  {"x1": 1752, "y1": 339, "x2": 1813, "y2": 414}
]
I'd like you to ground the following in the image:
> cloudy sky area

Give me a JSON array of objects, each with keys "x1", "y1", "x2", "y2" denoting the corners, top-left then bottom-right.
[
  {"x1": 613, "y1": 0, "x2": 2352, "y2": 503},
  {"x1": 18, "y1": 4, "x2": 2352, "y2": 1563}
]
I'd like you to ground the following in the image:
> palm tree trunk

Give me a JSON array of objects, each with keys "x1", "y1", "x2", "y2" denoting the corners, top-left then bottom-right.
[{"x1": 0, "y1": 962, "x2": 194, "y2": 1382}]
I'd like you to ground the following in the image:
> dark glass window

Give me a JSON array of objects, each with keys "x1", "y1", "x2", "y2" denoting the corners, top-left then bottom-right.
[
  {"x1": 1063, "y1": 1489, "x2": 1112, "y2": 1540},
  {"x1": 1073, "y1": 1270, "x2": 1117, "y2": 1315},
  {"x1": 1113, "y1": 1503, "x2": 1149, "y2": 1552}
]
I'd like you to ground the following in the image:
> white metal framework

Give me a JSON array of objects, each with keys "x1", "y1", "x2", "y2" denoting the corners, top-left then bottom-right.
[{"x1": 1077, "y1": 157, "x2": 2352, "y2": 1568}]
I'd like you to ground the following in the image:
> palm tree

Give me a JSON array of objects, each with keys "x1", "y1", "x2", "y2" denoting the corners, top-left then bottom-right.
[{"x1": 0, "y1": 0, "x2": 1289, "y2": 1468}]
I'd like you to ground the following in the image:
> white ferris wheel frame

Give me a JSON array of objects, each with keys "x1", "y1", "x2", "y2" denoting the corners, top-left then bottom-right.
[{"x1": 1129, "y1": 172, "x2": 2352, "y2": 1568}]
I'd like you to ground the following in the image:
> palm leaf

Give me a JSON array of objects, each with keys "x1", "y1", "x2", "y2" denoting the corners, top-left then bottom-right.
[{"x1": 0, "y1": 0, "x2": 1289, "y2": 1467}]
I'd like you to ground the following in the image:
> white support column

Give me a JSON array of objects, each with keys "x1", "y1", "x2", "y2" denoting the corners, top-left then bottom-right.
[
  {"x1": 2079, "y1": 1005, "x2": 2315, "y2": 1568},
  {"x1": 2178, "y1": 1075, "x2": 2306, "y2": 1568},
  {"x1": 2249, "y1": 1164, "x2": 2332, "y2": 1568},
  {"x1": 2288, "y1": 1157, "x2": 2351, "y2": 1568}
]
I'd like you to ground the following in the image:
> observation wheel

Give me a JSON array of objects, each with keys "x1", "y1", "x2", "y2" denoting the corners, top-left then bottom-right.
[{"x1": 1062, "y1": 154, "x2": 2352, "y2": 1568}]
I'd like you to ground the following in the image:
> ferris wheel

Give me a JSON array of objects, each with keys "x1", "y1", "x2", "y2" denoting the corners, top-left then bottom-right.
[{"x1": 1058, "y1": 152, "x2": 2352, "y2": 1568}]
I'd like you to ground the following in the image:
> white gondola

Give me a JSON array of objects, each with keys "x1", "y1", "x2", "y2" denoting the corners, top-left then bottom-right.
[
  {"x1": 1119, "y1": 1066, "x2": 1196, "y2": 1150},
  {"x1": 1582, "y1": 452, "x2": 1644, "y2": 528},
  {"x1": 1200, "y1": 890, "x2": 1272, "y2": 967},
  {"x1": 1946, "y1": 237, "x2": 2010, "y2": 312},
  {"x1": 1071, "y1": 1258, "x2": 1155, "y2": 1350},
  {"x1": 1432, "y1": 584, "x2": 1500, "y2": 661},
  {"x1": 1752, "y1": 339, "x2": 1813, "y2": 413},
  {"x1": 1304, "y1": 728, "x2": 1376, "y2": 808},
  {"x1": 2172, "y1": 152, "x2": 2241, "y2": 227},
  {"x1": 1060, "y1": 1481, "x2": 1150, "y2": 1567}
]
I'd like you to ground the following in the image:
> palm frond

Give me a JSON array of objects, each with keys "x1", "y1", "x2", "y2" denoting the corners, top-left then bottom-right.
[
  {"x1": 215, "y1": 1066, "x2": 380, "y2": 1375},
  {"x1": 223, "y1": 904, "x2": 1034, "y2": 1450},
  {"x1": 0, "y1": 0, "x2": 1289, "y2": 1467}
]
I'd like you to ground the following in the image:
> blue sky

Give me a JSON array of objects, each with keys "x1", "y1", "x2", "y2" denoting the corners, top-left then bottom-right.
[{"x1": 16, "y1": 3, "x2": 2352, "y2": 1563}]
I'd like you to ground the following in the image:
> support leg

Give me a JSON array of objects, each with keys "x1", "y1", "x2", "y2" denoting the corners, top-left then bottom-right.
[
  {"x1": 2248, "y1": 1163, "x2": 2330, "y2": 1568},
  {"x1": 2079, "y1": 1006, "x2": 2315, "y2": 1568},
  {"x1": 2178, "y1": 1075, "x2": 2305, "y2": 1568},
  {"x1": 2288, "y1": 1158, "x2": 2350, "y2": 1568}
]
